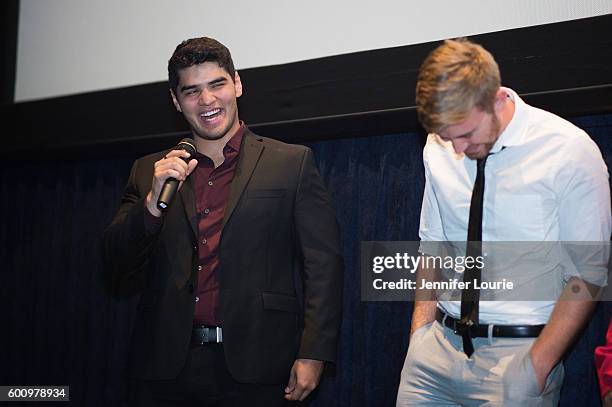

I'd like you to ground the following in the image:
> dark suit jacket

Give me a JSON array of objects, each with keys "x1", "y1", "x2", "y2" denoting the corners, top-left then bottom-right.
[{"x1": 102, "y1": 128, "x2": 343, "y2": 383}]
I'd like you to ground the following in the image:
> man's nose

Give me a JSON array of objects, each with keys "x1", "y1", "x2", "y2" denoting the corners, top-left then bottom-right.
[
  {"x1": 198, "y1": 89, "x2": 215, "y2": 105},
  {"x1": 452, "y1": 139, "x2": 468, "y2": 154}
]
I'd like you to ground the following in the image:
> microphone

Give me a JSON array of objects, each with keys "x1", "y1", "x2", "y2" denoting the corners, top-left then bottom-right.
[{"x1": 157, "y1": 138, "x2": 197, "y2": 211}]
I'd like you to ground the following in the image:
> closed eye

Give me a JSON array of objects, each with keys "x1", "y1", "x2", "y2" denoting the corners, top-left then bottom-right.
[
  {"x1": 456, "y1": 131, "x2": 473, "y2": 139},
  {"x1": 209, "y1": 79, "x2": 226, "y2": 88},
  {"x1": 180, "y1": 85, "x2": 199, "y2": 95}
]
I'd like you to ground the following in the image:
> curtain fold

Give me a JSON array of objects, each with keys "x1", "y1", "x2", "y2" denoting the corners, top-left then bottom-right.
[{"x1": 1, "y1": 114, "x2": 610, "y2": 406}]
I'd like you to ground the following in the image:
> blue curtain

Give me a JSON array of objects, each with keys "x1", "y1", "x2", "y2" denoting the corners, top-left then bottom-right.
[{"x1": 1, "y1": 113, "x2": 610, "y2": 406}]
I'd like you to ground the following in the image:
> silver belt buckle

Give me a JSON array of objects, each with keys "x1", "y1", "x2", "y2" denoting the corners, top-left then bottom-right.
[
  {"x1": 215, "y1": 327, "x2": 223, "y2": 342},
  {"x1": 206, "y1": 326, "x2": 222, "y2": 343}
]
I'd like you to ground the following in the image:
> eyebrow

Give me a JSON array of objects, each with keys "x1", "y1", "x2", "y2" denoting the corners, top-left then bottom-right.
[
  {"x1": 208, "y1": 77, "x2": 227, "y2": 86},
  {"x1": 180, "y1": 84, "x2": 198, "y2": 93},
  {"x1": 456, "y1": 130, "x2": 475, "y2": 138},
  {"x1": 179, "y1": 77, "x2": 227, "y2": 93}
]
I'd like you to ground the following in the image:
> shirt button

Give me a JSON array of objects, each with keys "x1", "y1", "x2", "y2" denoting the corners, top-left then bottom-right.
[
  {"x1": 198, "y1": 265, "x2": 202, "y2": 271},
  {"x1": 202, "y1": 238, "x2": 207, "y2": 245},
  {"x1": 195, "y1": 296, "x2": 199, "y2": 303},
  {"x1": 204, "y1": 208, "x2": 210, "y2": 214},
  {"x1": 208, "y1": 181, "x2": 213, "y2": 186}
]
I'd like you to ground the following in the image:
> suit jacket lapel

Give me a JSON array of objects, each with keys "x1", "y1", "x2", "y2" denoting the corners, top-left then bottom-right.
[{"x1": 222, "y1": 131, "x2": 264, "y2": 230}]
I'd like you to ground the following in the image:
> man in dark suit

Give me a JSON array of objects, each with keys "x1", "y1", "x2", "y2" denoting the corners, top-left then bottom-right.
[{"x1": 102, "y1": 37, "x2": 343, "y2": 406}]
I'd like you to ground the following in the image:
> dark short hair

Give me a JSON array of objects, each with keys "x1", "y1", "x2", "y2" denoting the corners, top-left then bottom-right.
[{"x1": 168, "y1": 37, "x2": 236, "y2": 92}]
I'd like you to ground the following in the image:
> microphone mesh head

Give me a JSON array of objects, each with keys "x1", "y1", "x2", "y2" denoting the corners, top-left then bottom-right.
[{"x1": 177, "y1": 138, "x2": 197, "y2": 156}]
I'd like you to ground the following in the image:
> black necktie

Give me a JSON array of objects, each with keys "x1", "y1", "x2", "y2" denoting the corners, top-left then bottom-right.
[{"x1": 459, "y1": 156, "x2": 488, "y2": 357}]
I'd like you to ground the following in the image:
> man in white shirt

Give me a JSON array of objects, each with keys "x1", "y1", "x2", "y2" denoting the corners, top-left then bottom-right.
[{"x1": 396, "y1": 38, "x2": 611, "y2": 406}]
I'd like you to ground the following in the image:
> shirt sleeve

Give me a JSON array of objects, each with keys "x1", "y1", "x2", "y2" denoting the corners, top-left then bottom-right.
[
  {"x1": 555, "y1": 135, "x2": 611, "y2": 286},
  {"x1": 293, "y1": 147, "x2": 343, "y2": 363},
  {"x1": 419, "y1": 142, "x2": 446, "y2": 256},
  {"x1": 143, "y1": 202, "x2": 164, "y2": 235}
]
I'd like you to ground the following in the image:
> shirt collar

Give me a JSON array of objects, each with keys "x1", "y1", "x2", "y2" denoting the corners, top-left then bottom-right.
[
  {"x1": 490, "y1": 87, "x2": 528, "y2": 153},
  {"x1": 194, "y1": 121, "x2": 245, "y2": 161},
  {"x1": 225, "y1": 121, "x2": 245, "y2": 152}
]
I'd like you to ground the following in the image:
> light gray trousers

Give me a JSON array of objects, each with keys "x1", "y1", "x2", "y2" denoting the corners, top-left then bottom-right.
[{"x1": 396, "y1": 321, "x2": 564, "y2": 406}]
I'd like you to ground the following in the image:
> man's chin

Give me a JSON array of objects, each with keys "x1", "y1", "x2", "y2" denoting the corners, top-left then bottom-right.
[
  {"x1": 465, "y1": 152, "x2": 485, "y2": 160},
  {"x1": 465, "y1": 147, "x2": 491, "y2": 160},
  {"x1": 193, "y1": 126, "x2": 229, "y2": 141},
  {"x1": 196, "y1": 133, "x2": 226, "y2": 141},
  {"x1": 193, "y1": 119, "x2": 237, "y2": 141}
]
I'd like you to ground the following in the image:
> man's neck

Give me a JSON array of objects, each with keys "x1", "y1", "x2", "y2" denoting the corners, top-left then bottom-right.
[{"x1": 195, "y1": 122, "x2": 241, "y2": 168}]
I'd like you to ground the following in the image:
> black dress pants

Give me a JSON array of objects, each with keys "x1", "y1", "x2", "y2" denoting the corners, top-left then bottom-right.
[{"x1": 128, "y1": 343, "x2": 287, "y2": 407}]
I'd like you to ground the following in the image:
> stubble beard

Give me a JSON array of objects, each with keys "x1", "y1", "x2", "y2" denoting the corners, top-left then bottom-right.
[{"x1": 466, "y1": 113, "x2": 502, "y2": 160}]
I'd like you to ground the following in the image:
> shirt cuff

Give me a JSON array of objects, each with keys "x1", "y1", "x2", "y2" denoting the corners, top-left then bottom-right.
[{"x1": 143, "y1": 203, "x2": 163, "y2": 235}]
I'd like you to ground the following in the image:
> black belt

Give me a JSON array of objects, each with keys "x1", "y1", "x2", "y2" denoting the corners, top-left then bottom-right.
[
  {"x1": 436, "y1": 309, "x2": 544, "y2": 338},
  {"x1": 191, "y1": 325, "x2": 223, "y2": 345}
]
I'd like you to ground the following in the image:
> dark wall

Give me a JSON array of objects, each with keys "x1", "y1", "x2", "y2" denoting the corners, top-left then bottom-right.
[
  {"x1": 1, "y1": 14, "x2": 611, "y2": 157},
  {"x1": 1, "y1": 113, "x2": 611, "y2": 406},
  {"x1": 0, "y1": 0, "x2": 18, "y2": 104}
]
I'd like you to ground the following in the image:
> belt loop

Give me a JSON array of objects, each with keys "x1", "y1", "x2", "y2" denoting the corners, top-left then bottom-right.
[
  {"x1": 487, "y1": 324, "x2": 494, "y2": 345},
  {"x1": 441, "y1": 312, "x2": 451, "y2": 340}
]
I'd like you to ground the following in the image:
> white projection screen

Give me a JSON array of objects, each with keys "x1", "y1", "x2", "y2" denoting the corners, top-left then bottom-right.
[{"x1": 15, "y1": 0, "x2": 612, "y2": 102}]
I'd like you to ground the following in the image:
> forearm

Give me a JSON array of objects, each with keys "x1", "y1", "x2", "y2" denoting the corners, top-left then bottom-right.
[
  {"x1": 410, "y1": 301, "x2": 437, "y2": 337},
  {"x1": 297, "y1": 219, "x2": 343, "y2": 360},
  {"x1": 410, "y1": 262, "x2": 438, "y2": 336},
  {"x1": 530, "y1": 278, "x2": 597, "y2": 374},
  {"x1": 298, "y1": 256, "x2": 343, "y2": 362},
  {"x1": 102, "y1": 149, "x2": 194, "y2": 275},
  {"x1": 102, "y1": 194, "x2": 160, "y2": 276}
]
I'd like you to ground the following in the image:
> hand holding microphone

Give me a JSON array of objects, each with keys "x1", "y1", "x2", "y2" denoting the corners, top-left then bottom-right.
[{"x1": 146, "y1": 138, "x2": 198, "y2": 217}]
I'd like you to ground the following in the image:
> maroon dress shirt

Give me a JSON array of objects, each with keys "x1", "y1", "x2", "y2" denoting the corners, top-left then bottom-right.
[
  {"x1": 192, "y1": 126, "x2": 244, "y2": 325},
  {"x1": 144, "y1": 125, "x2": 244, "y2": 326}
]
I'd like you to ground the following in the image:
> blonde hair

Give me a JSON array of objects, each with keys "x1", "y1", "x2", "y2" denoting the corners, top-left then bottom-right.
[{"x1": 416, "y1": 38, "x2": 500, "y2": 133}]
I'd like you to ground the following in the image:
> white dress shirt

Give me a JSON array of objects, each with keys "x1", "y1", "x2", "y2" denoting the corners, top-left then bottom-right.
[{"x1": 419, "y1": 88, "x2": 611, "y2": 324}]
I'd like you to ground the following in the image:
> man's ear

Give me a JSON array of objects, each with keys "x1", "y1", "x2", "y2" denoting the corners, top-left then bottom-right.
[
  {"x1": 234, "y1": 72, "x2": 243, "y2": 98},
  {"x1": 493, "y1": 88, "x2": 507, "y2": 113},
  {"x1": 169, "y1": 89, "x2": 182, "y2": 113}
]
